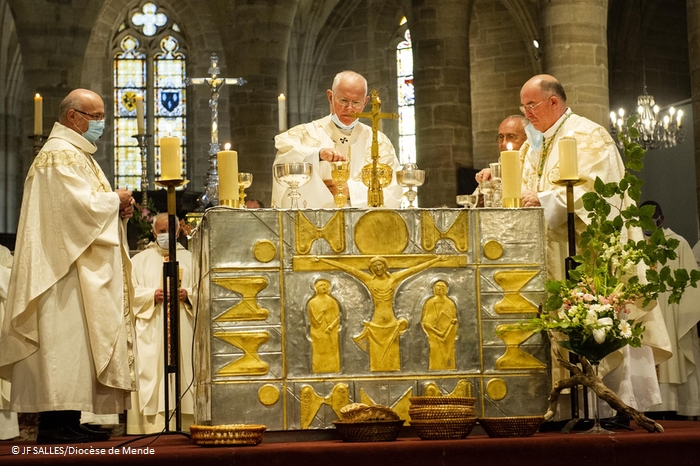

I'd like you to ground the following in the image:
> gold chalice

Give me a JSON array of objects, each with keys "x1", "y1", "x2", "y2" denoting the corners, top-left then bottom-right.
[
  {"x1": 330, "y1": 161, "x2": 350, "y2": 207},
  {"x1": 361, "y1": 163, "x2": 393, "y2": 188},
  {"x1": 396, "y1": 163, "x2": 425, "y2": 208},
  {"x1": 238, "y1": 172, "x2": 253, "y2": 207}
]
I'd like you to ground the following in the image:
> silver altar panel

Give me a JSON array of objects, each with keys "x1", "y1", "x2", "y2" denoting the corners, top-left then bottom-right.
[{"x1": 193, "y1": 208, "x2": 550, "y2": 430}]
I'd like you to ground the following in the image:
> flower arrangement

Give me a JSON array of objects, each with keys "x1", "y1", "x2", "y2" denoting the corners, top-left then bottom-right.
[
  {"x1": 129, "y1": 197, "x2": 159, "y2": 243},
  {"x1": 522, "y1": 119, "x2": 700, "y2": 363}
]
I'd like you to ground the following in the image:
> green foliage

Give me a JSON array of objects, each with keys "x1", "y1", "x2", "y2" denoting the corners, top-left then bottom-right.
[{"x1": 129, "y1": 197, "x2": 159, "y2": 242}]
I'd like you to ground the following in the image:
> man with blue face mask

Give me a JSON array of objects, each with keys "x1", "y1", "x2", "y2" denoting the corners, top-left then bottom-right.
[
  {"x1": 272, "y1": 70, "x2": 402, "y2": 208},
  {"x1": 0, "y1": 89, "x2": 137, "y2": 443},
  {"x1": 128, "y1": 212, "x2": 194, "y2": 434}
]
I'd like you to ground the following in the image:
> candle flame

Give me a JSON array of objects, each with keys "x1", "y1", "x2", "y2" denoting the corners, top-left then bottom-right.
[
  {"x1": 35, "y1": 93, "x2": 41, "y2": 99},
  {"x1": 566, "y1": 131, "x2": 574, "y2": 137},
  {"x1": 278, "y1": 93, "x2": 285, "y2": 99},
  {"x1": 507, "y1": 142, "x2": 513, "y2": 150},
  {"x1": 224, "y1": 143, "x2": 231, "y2": 150}
]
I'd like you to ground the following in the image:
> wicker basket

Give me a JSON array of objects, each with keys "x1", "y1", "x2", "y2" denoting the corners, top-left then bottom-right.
[
  {"x1": 190, "y1": 424, "x2": 266, "y2": 446},
  {"x1": 409, "y1": 417, "x2": 477, "y2": 440},
  {"x1": 408, "y1": 404, "x2": 476, "y2": 420},
  {"x1": 332, "y1": 419, "x2": 404, "y2": 442},
  {"x1": 478, "y1": 416, "x2": 544, "y2": 438},
  {"x1": 408, "y1": 396, "x2": 476, "y2": 407}
]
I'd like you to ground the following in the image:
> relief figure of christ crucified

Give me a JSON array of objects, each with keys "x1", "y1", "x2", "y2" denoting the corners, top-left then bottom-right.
[{"x1": 316, "y1": 255, "x2": 447, "y2": 371}]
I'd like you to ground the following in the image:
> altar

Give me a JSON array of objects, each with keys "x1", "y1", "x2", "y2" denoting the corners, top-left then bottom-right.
[{"x1": 191, "y1": 207, "x2": 551, "y2": 431}]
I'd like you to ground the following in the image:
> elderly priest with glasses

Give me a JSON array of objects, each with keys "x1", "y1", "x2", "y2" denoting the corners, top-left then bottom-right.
[{"x1": 272, "y1": 70, "x2": 402, "y2": 209}]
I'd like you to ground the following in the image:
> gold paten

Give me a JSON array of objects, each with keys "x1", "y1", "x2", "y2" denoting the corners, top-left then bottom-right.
[
  {"x1": 483, "y1": 239, "x2": 504, "y2": 260},
  {"x1": 351, "y1": 90, "x2": 398, "y2": 207},
  {"x1": 295, "y1": 210, "x2": 346, "y2": 255},
  {"x1": 253, "y1": 240, "x2": 277, "y2": 263},
  {"x1": 421, "y1": 210, "x2": 469, "y2": 252},
  {"x1": 258, "y1": 384, "x2": 280, "y2": 406},
  {"x1": 486, "y1": 378, "x2": 508, "y2": 401},
  {"x1": 213, "y1": 276, "x2": 269, "y2": 321},
  {"x1": 300, "y1": 383, "x2": 350, "y2": 429},
  {"x1": 354, "y1": 210, "x2": 407, "y2": 255},
  {"x1": 493, "y1": 270, "x2": 539, "y2": 314},
  {"x1": 494, "y1": 325, "x2": 547, "y2": 370},
  {"x1": 214, "y1": 331, "x2": 270, "y2": 376}
]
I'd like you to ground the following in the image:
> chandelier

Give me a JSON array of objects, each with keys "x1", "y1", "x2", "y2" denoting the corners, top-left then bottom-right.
[{"x1": 609, "y1": 92, "x2": 685, "y2": 150}]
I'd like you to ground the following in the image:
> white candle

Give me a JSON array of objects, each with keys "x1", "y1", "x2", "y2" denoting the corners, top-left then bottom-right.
[
  {"x1": 160, "y1": 136, "x2": 181, "y2": 180},
  {"x1": 501, "y1": 142, "x2": 521, "y2": 207},
  {"x1": 135, "y1": 94, "x2": 145, "y2": 134},
  {"x1": 34, "y1": 94, "x2": 43, "y2": 135},
  {"x1": 278, "y1": 93, "x2": 287, "y2": 132},
  {"x1": 558, "y1": 137, "x2": 578, "y2": 180},
  {"x1": 217, "y1": 143, "x2": 239, "y2": 204}
]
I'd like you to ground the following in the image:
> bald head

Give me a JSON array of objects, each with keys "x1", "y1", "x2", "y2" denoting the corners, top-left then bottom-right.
[
  {"x1": 58, "y1": 89, "x2": 105, "y2": 135},
  {"x1": 497, "y1": 115, "x2": 528, "y2": 151},
  {"x1": 520, "y1": 75, "x2": 568, "y2": 132}
]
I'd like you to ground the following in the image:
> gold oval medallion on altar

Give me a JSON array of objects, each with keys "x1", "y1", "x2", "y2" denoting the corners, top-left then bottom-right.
[
  {"x1": 354, "y1": 211, "x2": 408, "y2": 255},
  {"x1": 483, "y1": 239, "x2": 504, "y2": 260},
  {"x1": 253, "y1": 240, "x2": 277, "y2": 263},
  {"x1": 258, "y1": 384, "x2": 280, "y2": 406},
  {"x1": 486, "y1": 378, "x2": 508, "y2": 401}
]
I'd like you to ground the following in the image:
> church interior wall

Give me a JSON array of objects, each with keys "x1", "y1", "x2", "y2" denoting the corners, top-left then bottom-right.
[{"x1": 0, "y1": 0, "x2": 698, "y2": 244}]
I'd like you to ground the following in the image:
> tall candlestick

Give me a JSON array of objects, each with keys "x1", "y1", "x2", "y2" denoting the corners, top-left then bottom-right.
[
  {"x1": 160, "y1": 136, "x2": 181, "y2": 180},
  {"x1": 135, "y1": 94, "x2": 145, "y2": 134},
  {"x1": 34, "y1": 94, "x2": 43, "y2": 135},
  {"x1": 217, "y1": 143, "x2": 239, "y2": 206},
  {"x1": 501, "y1": 143, "x2": 522, "y2": 208},
  {"x1": 558, "y1": 137, "x2": 578, "y2": 180},
  {"x1": 278, "y1": 93, "x2": 287, "y2": 132}
]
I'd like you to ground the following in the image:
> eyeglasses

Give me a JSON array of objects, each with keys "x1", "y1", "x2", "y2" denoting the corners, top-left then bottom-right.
[
  {"x1": 335, "y1": 97, "x2": 365, "y2": 109},
  {"x1": 519, "y1": 98, "x2": 550, "y2": 115},
  {"x1": 73, "y1": 109, "x2": 105, "y2": 121}
]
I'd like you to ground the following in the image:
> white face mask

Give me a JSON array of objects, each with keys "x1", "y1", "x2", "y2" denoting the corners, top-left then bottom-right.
[
  {"x1": 525, "y1": 123, "x2": 543, "y2": 152},
  {"x1": 331, "y1": 113, "x2": 359, "y2": 131},
  {"x1": 156, "y1": 233, "x2": 169, "y2": 250}
]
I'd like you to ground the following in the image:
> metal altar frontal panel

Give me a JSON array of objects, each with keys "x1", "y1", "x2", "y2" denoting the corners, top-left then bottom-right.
[{"x1": 192, "y1": 207, "x2": 550, "y2": 430}]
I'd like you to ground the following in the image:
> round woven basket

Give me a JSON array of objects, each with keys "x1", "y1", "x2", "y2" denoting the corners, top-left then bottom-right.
[
  {"x1": 408, "y1": 404, "x2": 476, "y2": 420},
  {"x1": 408, "y1": 396, "x2": 476, "y2": 406},
  {"x1": 409, "y1": 417, "x2": 477, "y2": 440},
  {"x1": 332, "y1": 419, "x2": 404, "y2": 442},
  {"x1": 190, "y1": 424, "x2": 266, "y2": 446},
  {"x1": 478, "y1": 416, "x2": 544, "y2": 438}
]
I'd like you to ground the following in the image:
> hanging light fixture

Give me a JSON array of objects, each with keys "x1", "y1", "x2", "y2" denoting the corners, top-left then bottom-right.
[{"x1": 609, "y1": 93, "x2": 685, "y2": 150}]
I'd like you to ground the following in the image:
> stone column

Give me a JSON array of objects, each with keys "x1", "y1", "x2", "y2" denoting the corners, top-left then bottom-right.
[
  {"x1": 225, "y1": 1, "x2": 298, "y2": 206},
  {"x1": 410, "y1": 0, "x2": 474, "y2": 208},
  {"x1": 541, "y1": 0, "x2": 610, "y2": 125},
  {"x1": 688, "y1": 0, "x2": 700, "y2": 224}
]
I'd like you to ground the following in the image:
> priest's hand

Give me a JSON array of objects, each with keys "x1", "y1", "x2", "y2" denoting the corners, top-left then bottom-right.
[
  {"x1": 522, "y1": 190, "x2": 541, "y2": 207},
  {"x1": 319, "y1": 148, "x2": 346, "y2": 162},
  {"x1": 475, "y1": 168, "x2": 492, "y2": 183},
  {"x1": 117, "y1": 189, "x2": 135, "y2": 218},
  {"x1": 178, "y1": 288, "x2": 188, "y2": 302},
  {"x1": 323, "y1": 179, "x2": 349, "y2": 199},
  {"x1": 154, "y1": 288, "x2": 165, "y2": 304}
]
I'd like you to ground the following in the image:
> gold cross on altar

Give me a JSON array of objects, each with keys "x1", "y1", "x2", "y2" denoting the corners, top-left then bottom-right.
[{"x1": 351, "y1": 90, "x2": 398, "y2": 207}]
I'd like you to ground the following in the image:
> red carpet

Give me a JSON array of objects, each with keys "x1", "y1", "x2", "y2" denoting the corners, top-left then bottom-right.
[{"x1": 1, "y1": 421, "x2": 699, "y2": 465}]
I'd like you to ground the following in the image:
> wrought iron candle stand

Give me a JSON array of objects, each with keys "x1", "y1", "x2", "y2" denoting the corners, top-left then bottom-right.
[
  {"x1": 133, "y1": 134, "x2": 152, "y2": 206},
  {"x1": 29, "y1": 134, "x2": 47, "y2": 157}
]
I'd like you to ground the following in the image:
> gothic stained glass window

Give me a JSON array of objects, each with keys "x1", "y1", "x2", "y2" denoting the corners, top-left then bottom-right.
[
  {"x1": 113, "y1": 2, "x2": 186, "y2": 190},
  {"x1": 396, "y1": 22, "x2": 415, "y2": 165}
]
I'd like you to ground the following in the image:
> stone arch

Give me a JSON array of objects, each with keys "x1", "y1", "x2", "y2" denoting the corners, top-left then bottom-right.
[{"x1": 82, "y1": 0, "x2": 228, "y2": 190}]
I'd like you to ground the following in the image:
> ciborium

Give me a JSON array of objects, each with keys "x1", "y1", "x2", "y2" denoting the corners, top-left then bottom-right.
[
  {"x1": 273, "y1": 162, "x2": 313, "y2": 209},
  {"x1": 330, "y1": 161, "x2": 350, "y2": 208},
  {"x1": 238, "y1": 172, "x2": 253, "y2": 207},
  {"x1": 456, "y1": 194, "x2": 478, "y2": 208},
  {"x1": 361, "y1": 163, "x2": 393, "y2": 207},
  {"x1": 396, "y1": 163, "x2": 425, "y2": 208}
]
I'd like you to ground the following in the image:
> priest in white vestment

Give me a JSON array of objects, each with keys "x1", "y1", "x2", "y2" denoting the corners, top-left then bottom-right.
[
  {"x1": 272, "y1": 70, "x2": 402, "y2": 209},
  {"x1": 127, "y1": 213, "x2": 195, "y2": 434},
  {"x1": 0, "y1": 89, "x2": 137, "y2": 444},
  {"x1": 639, "y1": 202, "x2": 700, "y2": 416},
  {"x1": 0, "y1": 245, "x2": 18, "y2": 440}
]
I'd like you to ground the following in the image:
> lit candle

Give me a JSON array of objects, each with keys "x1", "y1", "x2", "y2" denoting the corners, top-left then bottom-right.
[
  {"x1": 217, "y1": 143, "x2": 239, "y2": 207},
  {"x1": 278, "y1": 94, "x2": 287, "y2": 132},
  {"x1": 135, "y1": 94, "x2": 145, "y2": 134},
  {"x1": 34, "y1": 94, "x2": 43, "y2": 135},
  {"x1": 501, "y1": 142, "x2": 522, "y2": 208},
  {"x1": 160, "y1": 136, "x2": 181, "y2": 180},
  {"x1": 558, "y1": 136, "x2": 578, "y2": 180}
]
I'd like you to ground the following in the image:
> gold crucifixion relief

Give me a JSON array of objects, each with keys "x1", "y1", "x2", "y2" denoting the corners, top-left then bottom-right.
[
  {"x1": 315, "y1": 255, "x2": 448, "y2": 372},
  {"x1": 351, "y1": 89, "x2": 398, "y2": 207}
]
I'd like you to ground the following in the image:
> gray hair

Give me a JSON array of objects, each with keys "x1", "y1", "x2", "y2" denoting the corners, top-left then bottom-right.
[
  {"x1": 152, "y1": 212, "x2": 180, "y2": 232},
  {"x1": 58, "y1": 93, "x2": 83, "y2": 124},
  {"x1": 331, "y1": 71, "x2": 368, "y2": 96}
]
